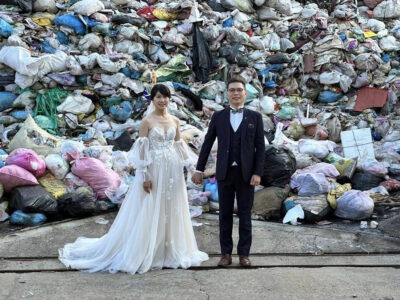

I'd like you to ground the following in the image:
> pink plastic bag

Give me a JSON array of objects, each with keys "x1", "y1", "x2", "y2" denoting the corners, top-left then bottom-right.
[
  {"x1": 0, "y1": 165, "x2": 39, "y2": 192},
  {"x1": 71, "y1": 157, "x2": 121, "y2": 199},
  {"x1": 5, "y1": 148, "x2": 46, "y2": 177}
]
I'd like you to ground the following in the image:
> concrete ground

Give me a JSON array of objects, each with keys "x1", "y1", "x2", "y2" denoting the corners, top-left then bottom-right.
[{"x1": 1, "y1": 212, "x2": 400, "y2": 300}]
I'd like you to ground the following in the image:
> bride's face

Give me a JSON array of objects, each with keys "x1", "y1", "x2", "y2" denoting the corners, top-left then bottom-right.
[{"x1": 152, "y1": 92, "x2": 170, "y2": 110}]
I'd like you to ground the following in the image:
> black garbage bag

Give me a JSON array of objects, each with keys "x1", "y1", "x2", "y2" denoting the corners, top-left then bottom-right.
[
  {"x1": 0, "y1": 0, "x2": 32, "y2": 12},
  {"x1": 219, "y1": 43, "x2": 249, "y2": 67},
  {"x1": 261, "y1": 145, "x2": 297, "y2": 188},
  {"x1": 111, "y1": 15, "x2": 147, "y2": 27},
  {"x1": 192, "y1": 22, "x2": 216, "y2": 83},
  {"x1": 9, "y1": 185, "x2": 58, "y2": 215},
  {"x1": 57, "y1": 191, "x2": 111, "y2": 218},
  {"x1": 351, "y1": 171, "x2": 383, "y2": 191},
  {"x1": 206, "y1": 0, "x2": 227, "y2": 12},
  {"x1": 179, "y1": 88, "x2": 203, "y2": 111},
  {"x1": 107, "y1": 131, "x2": 133, "y2": 152}
]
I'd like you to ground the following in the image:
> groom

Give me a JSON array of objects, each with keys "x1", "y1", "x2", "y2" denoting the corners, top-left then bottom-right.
[{"x1": 192, "y1": 77, "x2": 265, "y2": 267}]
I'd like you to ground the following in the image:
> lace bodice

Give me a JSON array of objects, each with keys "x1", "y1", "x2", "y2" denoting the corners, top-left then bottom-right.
[{"x1": 148, "y1": 126, "x2": 176, "y2": 151}]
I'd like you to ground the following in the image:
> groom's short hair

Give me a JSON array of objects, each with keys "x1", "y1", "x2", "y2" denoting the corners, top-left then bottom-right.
[{"x1": 227, "y1": 77, "x2": 246, "y2": 89}]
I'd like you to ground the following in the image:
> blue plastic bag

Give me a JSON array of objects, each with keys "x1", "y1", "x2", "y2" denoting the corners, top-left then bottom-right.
[
  {"x1": 0, "y1": 18, "x2": 13, "y2": 37},
  {"x1": 10, "y1": 110, "x2": 34, "y2": 120},
  {"x1": 0, "y1": 92, "x2": 17, "y2": 112},
  {"x1": 110, "y1": 101, "x2": 133, "y2": 122},
  {"x1": 10, "y1": 210, "x2": 47, "y2": 227},
  {"x1": 40, "y1": 40, "x2": 57, "y2": 53},
  {"x1": 56, "y1": 31, "x2": 69, "y2": 44},
  {"x1": 204, "y1": 178, "x2": 219, "y2": 202},
  {"x1": 53, "y1": 15, "x2": 86, "y2": 35},
  {"x1": 222, "y1": 18, "x2": 233, "y2": 28},
  {"x1": 318, "y1": 90, "x2": 343, "y2": 103},
  {"x1": 120, "y1": 66, "x2": 132, "y2": 77}
]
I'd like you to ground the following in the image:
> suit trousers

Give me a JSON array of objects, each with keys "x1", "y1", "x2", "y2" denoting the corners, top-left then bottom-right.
[{"x1": 217, "y1": 166, "x2": 254, "y2": 256}]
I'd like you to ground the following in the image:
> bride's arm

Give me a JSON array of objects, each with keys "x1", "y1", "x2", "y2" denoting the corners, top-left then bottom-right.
[
  {"x1": 128, "y1": 119, "x2": 152, "y2": 187},
  {"x1": 173, "y1": 118, "x2": 197, "y2": 170}
]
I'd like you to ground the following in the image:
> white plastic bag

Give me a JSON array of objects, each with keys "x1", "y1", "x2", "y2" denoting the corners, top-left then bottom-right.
[
  {"x1": 334, "y1": 190, "x2": 374, "y2": 220},
  {"x1": 298, "y1": 139, "x2": 336, "y2": 159},
  {"x1": 283, "y1": 204, "x2": 304, "y2": 225},
  {"x1": 259, "y1": 96, "x2": 275, "y2": 114},
  {"x1": 290, "y1": 173, "x2": 332, "y2": 196},
  {"x1": 70, "y1": 0, "x2": 105, "y2": 16},
  {"x1": 78, "y1": 33, "x2": 102, "y2": 51},
  {"x1": 45, "y1": 154, "x2": 69, "y2": 179},
  {"x1": 357, "y1": 159, "x2": 388, "y2": 177},
  {"x1": 57, "y1": 93, "x2": 95, "y2": 115},
  {"x1": 60, "y1": 140, "x2": 85, "y2": 161}
]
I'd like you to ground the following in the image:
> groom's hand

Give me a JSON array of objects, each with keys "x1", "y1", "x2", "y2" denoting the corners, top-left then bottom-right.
[
  {"x1": 191, "y1": 172, "x2": 203, "y2": 184},
  {"x1": 250, "y1": 175, "x2": 261, "y2": 186}
]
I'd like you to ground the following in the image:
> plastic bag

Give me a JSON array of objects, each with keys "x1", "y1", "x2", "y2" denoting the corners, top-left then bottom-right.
[
  {"x1": 204, "y1": 178, "x2": 218, "y2": 202},
  {"x1": 290, "y1": 173, "x2": 332, "y2": 196},
  {"x1": 282, "y1": 204, "x2": 304, "y2": 225},
  {"x1": 60, "y1": 140, "x2": 85, "y2": 161},
  {"x1": 192, "y1": 22, "x2": 216, "y2": 83},
  {"x1": 261, "y1": 145, "x2": 296, "y2": 187},
  {"x1": 318, "y1": 90, "x2": 343, "y2": 103},
  {"x1": 10, "y1": 210, "x2": 47, "y2": 226},
  {"x1": 298, "y1": 139, "x2": 336, "y2": 159},
  {"x1": 9, "y1": 185, "x2": 57, "y2": 215},
  {"x1": 45, "y1": 154, "x2": 69, "y2": 179},
  {"x1": 294, "y1": 194, "x2": 331, "y2": 223},
  {"x1": 293, "y1": 162, "x2": 339, "y2": 178},
  {"x1": 57, "y1": 190, "x2": 109, "y2": 217},
  {"x1": 0, "y1": 18, "x2": 13, "y2": 37},
  {"x1": 109, "y1": 101, "x2": 133, "y2": 122},
  {"x1": 221, "y1": 0, "x2": 255, "y2": 13},
  {"x1": 252, "y1": 185, "x2": 290, "y2": 220},
  {"x1": 38, "y1": 172, "x2": 68, "y2": 199},
  {"x1": 357, "y1": 159, "x2": 388, "y2": 178},
  {"x1": 334, "y1": 190, "x2": 374, "y2": 220},
  {"x1": 70, "y1": 0, "x2": 105, "y2": 16},
  {"x1": 71, "y1": 157, "x2": 121, "y2": 199},
  {"x1": 5, "y1": 148, "x2": 46, "y2": 177},
  {"x1": 351, "y1": 172, "x2": 383, "y2": 191},
  {"x1": 57, "y1": 93, "x2": 95, "y2": 115}
]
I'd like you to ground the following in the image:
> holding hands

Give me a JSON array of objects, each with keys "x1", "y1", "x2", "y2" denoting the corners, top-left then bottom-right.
[
  {"x1": 191, "y1": 172, "x2": 204, "y2": 185},
  {"x1": 143, "y1": 180, "x2": 152, "y2": 193}
]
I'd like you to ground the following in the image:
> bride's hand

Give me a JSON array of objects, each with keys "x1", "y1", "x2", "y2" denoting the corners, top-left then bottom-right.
[{"x1": 143, "y1": 181, "x2": 152, "y2": 193}]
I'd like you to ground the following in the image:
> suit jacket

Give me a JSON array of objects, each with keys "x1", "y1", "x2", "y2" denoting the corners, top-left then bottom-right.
[{"x1": 196, "y1": 108, "x2": 265, "y2": 183}]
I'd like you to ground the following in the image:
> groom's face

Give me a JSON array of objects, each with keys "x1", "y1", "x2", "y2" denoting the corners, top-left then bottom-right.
[{"x1": 227, "y1": 82, "x2": 246, "y2": 108}]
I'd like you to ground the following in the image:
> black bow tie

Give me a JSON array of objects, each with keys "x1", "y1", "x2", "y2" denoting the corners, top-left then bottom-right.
[{"x1": 231, "y1": 107, "x2": 243, "y2": 114}]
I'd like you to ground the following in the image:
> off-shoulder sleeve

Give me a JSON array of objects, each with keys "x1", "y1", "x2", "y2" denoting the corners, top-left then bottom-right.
[
  {"x1": 174, "y1": 140, "x2": 198, "y2": 171},
  {"x1": 128, "y1": 137, "x2": 152, "y2": 181}
]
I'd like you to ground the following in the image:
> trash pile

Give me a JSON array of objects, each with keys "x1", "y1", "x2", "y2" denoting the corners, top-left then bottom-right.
[{"x1": 0, "y1": 0, "x2": 399, "y2": 227}]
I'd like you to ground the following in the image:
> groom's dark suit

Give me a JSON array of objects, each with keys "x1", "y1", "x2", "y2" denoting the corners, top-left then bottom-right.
[{"x1": 196, "y1": 107, "x2": 265, "y2": 256}]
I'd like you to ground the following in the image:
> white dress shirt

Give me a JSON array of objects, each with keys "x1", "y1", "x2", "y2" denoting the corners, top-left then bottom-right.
[
  {"x1": 230, "y1": 107, "x2": 244, "y2": 132},
  {"x1": 195, "y1": 107, "x2": 244, "y2": 173},
  {"x1": 230, "y1": 106, "x2": 244, "y2": 166}
]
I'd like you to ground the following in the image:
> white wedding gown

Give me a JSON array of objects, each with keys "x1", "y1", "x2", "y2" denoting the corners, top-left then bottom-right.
[{"x1": 59, "y1": 126, "x2": 208, "y2": 274}]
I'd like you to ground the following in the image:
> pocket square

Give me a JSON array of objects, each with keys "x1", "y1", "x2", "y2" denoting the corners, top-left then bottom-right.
[{"x1": 248, "y1": 123, "x2": 255, "y2": 129}]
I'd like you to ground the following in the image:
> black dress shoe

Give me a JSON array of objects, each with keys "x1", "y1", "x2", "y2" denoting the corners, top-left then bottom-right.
[
  {"x1": 217, "y1": 254, "x2": 232, "y2": 267},
  {"x1": 239, "y1": 256, "x2": 251, "y2": 267}
]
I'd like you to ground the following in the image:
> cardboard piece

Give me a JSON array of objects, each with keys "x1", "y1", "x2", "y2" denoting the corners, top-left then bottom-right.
[
  {"x1": 354, "y1": 87, "x2": 389, "y2": 112},
  {"x1": 340, "y1": 128, "x2": 375, "y2": 161}
]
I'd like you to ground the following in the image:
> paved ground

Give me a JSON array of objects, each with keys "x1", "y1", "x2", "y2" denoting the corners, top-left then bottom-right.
[{"x1": 1, "y1": 212, "x2": 400, "y2": 300}]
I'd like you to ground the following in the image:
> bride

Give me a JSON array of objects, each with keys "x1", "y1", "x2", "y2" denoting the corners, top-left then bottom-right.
[{"x1": 59, "y1": 84, "x2": 209, "y2": 274}]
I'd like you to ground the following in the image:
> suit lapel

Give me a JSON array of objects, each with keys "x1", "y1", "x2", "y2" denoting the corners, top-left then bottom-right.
[
  {"x1": 241, "y1": 108, "x2": 248, "y2": 144},
  {"x1": 223, "y1": 108, "x2": 231, "y2": 146}
]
